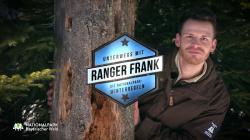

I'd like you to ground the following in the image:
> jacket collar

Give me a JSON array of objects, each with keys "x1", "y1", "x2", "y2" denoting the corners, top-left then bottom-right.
[{"x1": 168, "y1": 48, "x2": 215, "y2": 85}]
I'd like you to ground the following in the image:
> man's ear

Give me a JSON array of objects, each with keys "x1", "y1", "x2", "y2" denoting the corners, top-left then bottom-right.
[
  {"x1": 211, "y1": 39, "x2": 217, "y2": 53},
  {"x1": 175, "y1": 33, "x2": 181, "y2": 48}
]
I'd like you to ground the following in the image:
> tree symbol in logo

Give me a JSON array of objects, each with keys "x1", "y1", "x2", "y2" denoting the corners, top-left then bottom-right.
[{"x1": 13, "y1": 123, "x2": 24, "y2": 131}]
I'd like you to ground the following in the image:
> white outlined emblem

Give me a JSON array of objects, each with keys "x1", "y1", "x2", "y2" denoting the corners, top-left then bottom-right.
[
  {"x1": 87, "y1": 34, "x2": 163, "y2": 106},
  {"x1": 204, "y1": 122, "x2": 217, "y2": 138}
]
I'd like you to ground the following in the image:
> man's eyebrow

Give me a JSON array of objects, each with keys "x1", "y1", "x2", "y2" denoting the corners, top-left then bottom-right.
[
  {"x1": 182, "y1": 32, "x2": 213, "y2": 38},
  {"x1": 201, "y1": 35, "x2": 213, "y2": 38},
  {"x1": 182, "y1": 33, "x2": 193, "y2": 35}
]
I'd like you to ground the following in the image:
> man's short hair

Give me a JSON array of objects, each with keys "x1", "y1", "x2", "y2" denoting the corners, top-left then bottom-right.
[{"x1": 178, "y1": 8, "x2": 217, "y2": 37}]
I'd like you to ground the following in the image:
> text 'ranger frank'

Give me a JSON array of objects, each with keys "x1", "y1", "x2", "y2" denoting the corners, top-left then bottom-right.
[{"x1": 87, "y1": 56, "x2": 163, "y2": 84}]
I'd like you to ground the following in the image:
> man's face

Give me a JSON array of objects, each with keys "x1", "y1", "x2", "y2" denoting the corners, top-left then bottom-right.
[{"x1": 175, "y1": 19, "x2": 217, "y2": 65}]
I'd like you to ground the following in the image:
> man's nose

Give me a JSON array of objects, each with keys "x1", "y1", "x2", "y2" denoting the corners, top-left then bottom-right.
[{"x1": 191, "y1": 37, "x2": 202, "y2": 47}]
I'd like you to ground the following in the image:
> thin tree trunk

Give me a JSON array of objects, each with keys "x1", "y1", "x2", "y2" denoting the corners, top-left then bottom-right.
[{"x1": 51, "y1": 0, "x2": 136, "y2": 140}]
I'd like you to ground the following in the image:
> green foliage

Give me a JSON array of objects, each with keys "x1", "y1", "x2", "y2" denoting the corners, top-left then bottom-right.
[
  {"x1": 0, "y1": 69, "x2": 54, "y2": 104},
  {"x1": 0, "y1": 23, "x2": 33, "y2": 48},
  {"x1": 0, "y1": 0, "x2": 54, "y2": 139},
  {"x1": 0, "y1": 0, "x2": 55, "y2": 75}
]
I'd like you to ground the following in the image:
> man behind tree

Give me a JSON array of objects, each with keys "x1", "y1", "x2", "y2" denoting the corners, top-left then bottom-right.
[{"x1": 134, "y1": 8, "x2": 230, "y2": 140}]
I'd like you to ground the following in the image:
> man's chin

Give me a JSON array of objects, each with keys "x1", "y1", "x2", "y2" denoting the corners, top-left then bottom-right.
[
  {"x1": 186, "y1": 56, "x2": 204, "y2": 65},
  {"x1": 180, "y1": 51, "x2": 207, "y2": 65}
]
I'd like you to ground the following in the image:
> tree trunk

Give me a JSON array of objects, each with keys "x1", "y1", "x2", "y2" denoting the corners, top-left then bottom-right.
[{"x1": 51, "y1": 0, "x2": 136, "y2": 140}]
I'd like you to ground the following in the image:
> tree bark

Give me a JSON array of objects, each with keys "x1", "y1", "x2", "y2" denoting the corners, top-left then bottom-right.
[{"x1": 51, "y1": 0, "x2": 136, "y2": 140}]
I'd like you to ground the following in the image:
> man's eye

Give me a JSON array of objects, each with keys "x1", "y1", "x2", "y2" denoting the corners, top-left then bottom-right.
[
  {"x1": 201, "y1": 37, "x2": 208, "y2": 41},
  {"x1": 186, "y1": 35, "x2": 193, "y2": 39}
]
